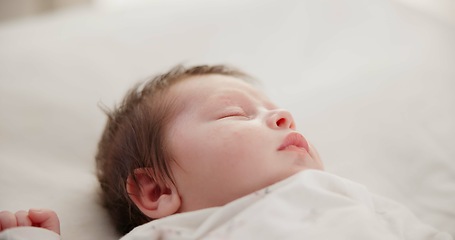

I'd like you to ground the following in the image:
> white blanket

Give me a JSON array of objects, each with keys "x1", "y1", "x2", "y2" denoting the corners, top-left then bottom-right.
[
  {"x1": 121, "y1": 170, "x2": 451, "y2": 240},
  {"x1": 0, "y1": 227, "x2": 60, "y2": 240},
  {"x1": 0, "y1": 171, "x2": 451, "y2": 240}
]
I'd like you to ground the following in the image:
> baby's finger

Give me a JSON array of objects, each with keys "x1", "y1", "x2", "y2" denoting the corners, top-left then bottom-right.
[
  {"x1": 0, "y1": 211, "x2": 17, "y2": 231},
  {"x1": 28, "y1": 209, "x2": 60, "y2": 234},
  {"x1": 15, "y1": 210, "x2": 32, "y2": 227}
]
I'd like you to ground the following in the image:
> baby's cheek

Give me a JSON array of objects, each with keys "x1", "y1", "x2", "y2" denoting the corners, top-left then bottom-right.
[
  {"x1": 210, "y1": 123, "x2": 264, "y2": 159},
  {"x1": 228, "y1": 127, "x2": 252, "y2": 143}
]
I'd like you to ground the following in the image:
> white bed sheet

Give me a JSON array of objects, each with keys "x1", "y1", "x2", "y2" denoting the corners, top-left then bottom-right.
[
  {"x1": 120, "y1": 170, "x2": 452, "y2": 240},
  {"x1": 1, "y1": 0, "x2": 454, "y2": 239}
]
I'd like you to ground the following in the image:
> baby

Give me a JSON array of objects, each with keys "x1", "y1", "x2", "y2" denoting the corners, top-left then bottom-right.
[
  {"x1": 94, "y1": 64, "x2": 324, "y2": 234},
  {"x1": 0, "y1": 65, "x2": 450, "y2": 240}
]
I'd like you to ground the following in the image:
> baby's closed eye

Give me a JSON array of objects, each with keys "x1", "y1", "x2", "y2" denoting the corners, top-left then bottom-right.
[{"x1": 217, "y1": 107, "x2": 249, "y2": 119}]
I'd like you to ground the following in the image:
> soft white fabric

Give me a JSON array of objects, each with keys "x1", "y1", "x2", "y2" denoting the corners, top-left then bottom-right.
[
  {"x1": 1, "y1": 0, "x2": 454, "y2": 239},
  {"x1": 0, "y1": 227, "x2": 59, "y2": 240},
  {"x1": 121, "y1": 171, "x2": 451, "y2": 240},
  {"x1": 1, "y1": 172, "x2": 450, "y2": 240}
]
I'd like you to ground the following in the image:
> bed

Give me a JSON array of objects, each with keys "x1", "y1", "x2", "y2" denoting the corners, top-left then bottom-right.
[{"x1": 0, "y1": 0, "x2": 454, "y2": 239}]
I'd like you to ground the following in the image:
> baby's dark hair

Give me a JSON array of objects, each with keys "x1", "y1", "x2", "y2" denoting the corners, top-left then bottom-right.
[{"x1": 95, "y1": 64, "x2": 252, "y2": 235}]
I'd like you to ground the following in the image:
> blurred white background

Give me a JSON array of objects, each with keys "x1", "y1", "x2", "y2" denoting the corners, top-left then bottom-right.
[
  {"x1": 0, "y1": 0, "x2": 454, "y2": 239},
  {"x1": 0, "y1": 0, "x2": 92, "y2": 22},
  {"x1": 1, "y1": 0, "x2": 454, "y2": 26}
]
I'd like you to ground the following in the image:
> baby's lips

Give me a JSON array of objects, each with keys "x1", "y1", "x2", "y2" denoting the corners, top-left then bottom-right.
[{"x1": 278, "y1": 132, "x2": 309, "y2": 152}]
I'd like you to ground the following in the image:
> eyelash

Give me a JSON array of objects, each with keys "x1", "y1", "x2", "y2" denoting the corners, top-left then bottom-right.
[{"x1": 219, "y1": 110, "x2": 248, "y2": 119}]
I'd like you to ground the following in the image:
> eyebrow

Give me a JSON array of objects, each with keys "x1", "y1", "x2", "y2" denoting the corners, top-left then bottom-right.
[
  {"x1": 204, "y1": 93, "x2": 245, "y2": 112},
  {"x1": 205, "y1": 90, "x2": 277, "y2": 112}
]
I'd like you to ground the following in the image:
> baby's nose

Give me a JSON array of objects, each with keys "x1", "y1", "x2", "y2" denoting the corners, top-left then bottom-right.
[{"x1": 268, "y1": 109, "x2": 296, "y2": 130}]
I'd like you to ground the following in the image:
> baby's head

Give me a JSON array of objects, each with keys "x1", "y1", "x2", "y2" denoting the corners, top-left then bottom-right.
[{"x1": 96, "y1": 65, "x2": 323, "y2": 234}]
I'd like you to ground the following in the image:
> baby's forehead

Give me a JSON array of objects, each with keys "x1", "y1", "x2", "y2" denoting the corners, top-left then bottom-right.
[
  {"x1": 169, "y1": 74, "x2": 277, "y2": 112},
  {"x1": 184, "y1": 74, "x2": 257, "y2": 92},
  {"x1": 209, "y1": 88, "x2": 276, "y2": 108}
]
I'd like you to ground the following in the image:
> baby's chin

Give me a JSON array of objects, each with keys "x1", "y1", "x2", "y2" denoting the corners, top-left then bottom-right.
[
  {"x1": 290, "y1": 148, "x2": 324, "y2": 172},
  {"x1": 280, "y1": 165, "x2": 324, "y2": 185},
  {"x1": 272, "y1": 165, "x2": 321, "y2": 186},
  {"x1": 306, "y1": 144, "x2": 324, "y2": 170},
  {"x1": 292, "y1": 164, "x2": 324, "y2": 176}
]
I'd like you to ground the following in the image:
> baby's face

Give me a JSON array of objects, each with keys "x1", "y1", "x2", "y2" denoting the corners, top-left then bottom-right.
[{"x1": 167, "y1": 74, "x2": 323, "y2": 212}]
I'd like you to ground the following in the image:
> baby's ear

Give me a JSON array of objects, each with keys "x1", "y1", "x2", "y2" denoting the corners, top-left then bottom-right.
[{"x1": 126, "y1": 169, "x2": 181, "y2": 219}]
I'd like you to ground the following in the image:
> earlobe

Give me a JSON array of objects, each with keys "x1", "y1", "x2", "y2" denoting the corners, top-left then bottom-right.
[{"x1": 126, "y1": 169, "x2": 181, "y2": 219}]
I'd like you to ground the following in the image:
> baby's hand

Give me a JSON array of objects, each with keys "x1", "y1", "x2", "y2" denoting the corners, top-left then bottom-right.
[{"x1": 0, "y1": 209, "x2": 60, "y2": 234}]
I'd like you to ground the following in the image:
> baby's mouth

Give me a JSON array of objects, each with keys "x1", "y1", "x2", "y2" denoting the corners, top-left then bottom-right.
[{"x1": 278, "y1": 132, "x2": 309, "y2": 153}]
